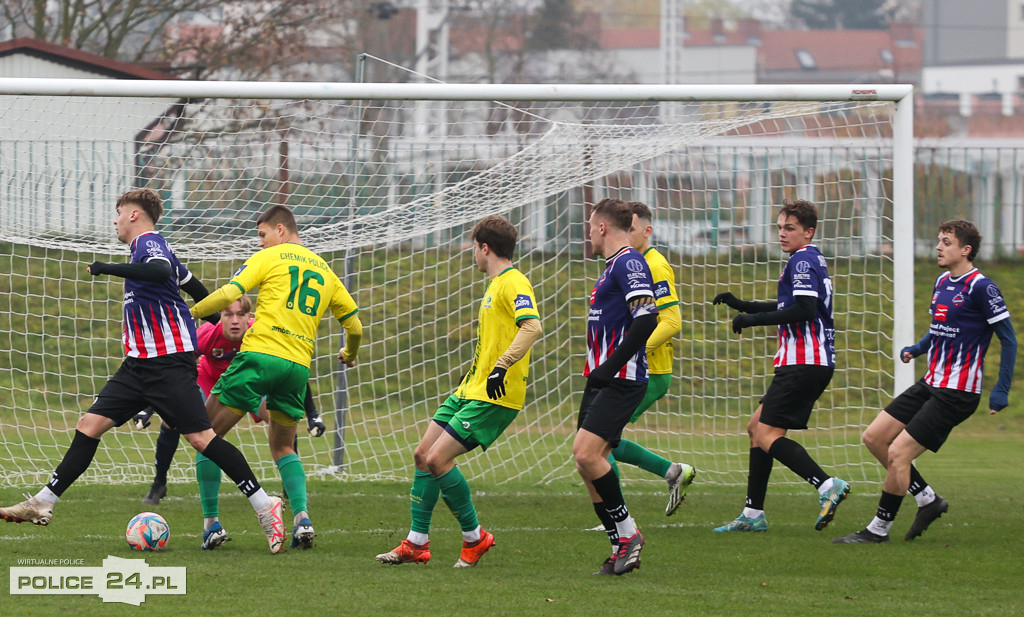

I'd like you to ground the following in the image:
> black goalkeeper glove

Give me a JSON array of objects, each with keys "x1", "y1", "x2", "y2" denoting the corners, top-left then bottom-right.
[
  {"x1": 712, "y1": 292, "x2": 744, "y2": 311},
  {"x1": 88, "y1": 262, "x2": 110, "y2": 276},
  {"x1": 306, "y1": 413, "x2": 326, "y2": 437},
  {"x1": 133, "y1": 408, "x2": 155, "y2": 430},
  {"x1": 732, "y1": 313, "x2": 760, "y2": 334},
  {"x1": 486, "y1": 366, "x2": 508, "y2": 400}
]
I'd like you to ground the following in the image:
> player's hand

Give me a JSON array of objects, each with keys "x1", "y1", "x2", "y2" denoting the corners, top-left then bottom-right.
[
  {"x1": 486, "y1": 366, "x2": 508, "y2": 400},
  {"x1": 989, "y1": 390, "x2": 1009, "y2": 415},
  {"x1": 713, "y1": 292, "x2": 743, "y2": 310},
  {"x1": 338, "y1": 347, "x2": 357, "y2": 367},
  {"x1": 87, "y1": 261, "x2": 108, "y2": 276},
  {"x1": 899, "y1": 346, "x2": 915, "y2": 363},
  {"x1": 732, "y1": 313, "x2": 758, "y2": 334},
  {"x1": 133, "y1": 409, "x2": 154, "y2": 430},
  {"x1": 307, "y1": 414, "x2": 326, "y2": 437},
  {"x1": 587, "y1": 364, "x2": 614, "y2": 388}
]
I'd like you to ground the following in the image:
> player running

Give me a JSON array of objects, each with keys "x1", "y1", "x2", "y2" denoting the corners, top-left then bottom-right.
[
  {"x1": 0, "y1": 189, "x2": 284, "y2": 553},
  {"x1": 605, "y1": 200, "x2": 696, "y2": 516},
  {"x1": 834, "y1": 219, "x2": 1016, "y2": 543},
  {"x1": 376, "y1": 215, "x2": 542, "y2": 568},
  {"x1": 188, "y1": 204, "x2": 363, "y2": 553},
  {"x1": 712, "y1": 199, "x2": 850, "y2": 533}
]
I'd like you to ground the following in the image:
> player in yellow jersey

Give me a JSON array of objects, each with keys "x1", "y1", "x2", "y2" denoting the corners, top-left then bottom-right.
[
  {"x1": 188, "y1": 204, "x2": 363, "y2": 553},
  {"x1": 605, "y1": 201, "x2": 696, "y2": 516},
  {"x1": 376, "y1": 215, "x2": 542, "y2": 568}
]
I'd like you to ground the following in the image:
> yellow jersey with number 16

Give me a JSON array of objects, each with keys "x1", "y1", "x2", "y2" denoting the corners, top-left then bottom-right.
[{"x1": 228, "y1": 243, "x2": 358, "y2": 368}]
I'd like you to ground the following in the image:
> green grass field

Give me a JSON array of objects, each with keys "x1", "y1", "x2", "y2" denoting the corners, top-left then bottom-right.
[
  {"x1": 2, "y1": 411, "x2": 1022, "y2": 617},
  {"x1": 1, "y1": 247, "x2": 1022, "y2": 615}
]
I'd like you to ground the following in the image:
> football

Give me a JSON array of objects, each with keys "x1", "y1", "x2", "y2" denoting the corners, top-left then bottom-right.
[{"x1": 125, "y1": 512, "x2": 170, "y2": 552}]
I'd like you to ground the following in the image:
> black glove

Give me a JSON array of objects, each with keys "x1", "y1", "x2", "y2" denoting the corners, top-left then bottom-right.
[
  {"x1": 586, "y1": 364, "x2": 615, "y2": 389},
  {"x1": 133, "y1": 408, "x2": 155, "y2": 430},
  {"x1": 732, "y1": 313, "x2": 759, "y2": 334},
  {"x1": 486, "y1": 366, "x2": 508, "y2": 400},
  {"x1": 88, "y1": 261, "x2": 109, "y2": 276},
  {"x1": 713, "y1": 292, "x2": 743, "y2": 310},
  {"x1": 306, "y1": 414, "x2": 326, "y2": 437}
]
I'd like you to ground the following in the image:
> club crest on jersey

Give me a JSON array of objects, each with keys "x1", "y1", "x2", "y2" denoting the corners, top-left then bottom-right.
[
  {"x1": 483, "y1": 294, "x2": 493, "y2": 309},
  {"x1": 986, "y1": 284, "x2": 1002, "y2": 299},
  {"x1": 952, "y1": 292, "x2": 965, "y2": 306},
  {"x1": 795, "y1": 260, "x2": 811, "y2": 274},
  {"x1": 514, "y1": 294, "x2": 533, "y2": 309},
  {"x1": 934, "y1": 304, "x2": 949, "y2": 321}
]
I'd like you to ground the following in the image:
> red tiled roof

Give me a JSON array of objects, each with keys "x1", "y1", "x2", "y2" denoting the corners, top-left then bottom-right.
[
  {"x1": 0, "y1": 37, "x2": 177, "y2": 79},
  {"x1": 758, "y1": 28, "x2": 923, "y2": 73}
]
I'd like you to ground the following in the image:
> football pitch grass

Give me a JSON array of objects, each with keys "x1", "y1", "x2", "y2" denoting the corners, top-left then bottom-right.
[{"x1": 2, "y1": 410, "x2": 1022, "y2": 617}]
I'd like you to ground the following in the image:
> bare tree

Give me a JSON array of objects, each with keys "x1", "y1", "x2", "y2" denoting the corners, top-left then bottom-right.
[{"x1": 0, "y1": 0, "x2": 356, "y2": 79}]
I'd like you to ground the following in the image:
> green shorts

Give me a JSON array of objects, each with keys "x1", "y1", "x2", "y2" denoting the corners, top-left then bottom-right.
[
  {"x1": 433, "y1": 394, "x2": 519, "y2": 451},
  {"x1": 629, "y1": 373, "x2": 672, "y2": 422},
  {"x1": 212, "y1": 352, "x2": 310, "y2": 421}
]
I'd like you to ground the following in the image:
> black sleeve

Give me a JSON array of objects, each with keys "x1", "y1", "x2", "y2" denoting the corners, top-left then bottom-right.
[
  {"x1": 303, "y1": 384, "x2": 318, "y2": 417},
  {"x1": 591, "y1": 312, "x2": 658, "y2": 379},
  {"x1": 739, "y1": 300, "x2": 778, "y2": 314},
  {"x1": 747, "y1": 295, "x2": 817, "y2": 327},
  {"x1": 90, "y1": 259, "x2": 172, "y2": 282},
  {"x1": 180, "y1": 276, "x2": 210, "y2": 303}
]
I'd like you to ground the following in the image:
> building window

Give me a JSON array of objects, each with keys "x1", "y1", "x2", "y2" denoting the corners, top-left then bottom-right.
[
  {"x1": 879, "y1": 49, "x2": 894, "y2": 64},
  {"x1": 795, "y1": 49, "x2": 817, "y2": 70}
]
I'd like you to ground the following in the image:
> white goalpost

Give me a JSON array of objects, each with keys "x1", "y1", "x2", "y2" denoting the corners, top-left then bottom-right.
[{"x1": 0, "y1": 79, "x2": 914, "y2": 488}]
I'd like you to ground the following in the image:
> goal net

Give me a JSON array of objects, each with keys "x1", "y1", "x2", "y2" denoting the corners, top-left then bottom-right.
[{"x1": 0, "y1": 81, "x2": 913, "y2": 488}]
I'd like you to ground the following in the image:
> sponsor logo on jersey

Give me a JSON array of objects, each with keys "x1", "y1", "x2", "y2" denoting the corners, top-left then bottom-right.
[
  {"x1": 514, "y1": 294, "x2": 534, "y2": 310},
  {"x1": 934, "y1": 304, "x2": 948, "y2": 322},
  {"x1": 654, "y1": 281, "x2": 670, "y2": 298},
  {"x1": 233, "y1": 265, "x2": 247, "y2": 277},
  {"x1": 483, "y1": 294, "x2": 492, "y2": 309},
  {"x1": 626, "y1": 258, "x2": 645, "y2": 273},
  {"x1": 795, "y1": 260, "x2": 811, "y2": 273},
  {"x1": 986, "y1": 284, "x2": 1001, "y2": 299}
]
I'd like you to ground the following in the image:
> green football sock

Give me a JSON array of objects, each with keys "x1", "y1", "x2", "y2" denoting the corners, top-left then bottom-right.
[
  {"x1": 410, "y1": 469, "x2": 440, "y2": 534},
  {"x1": 276, "y1": 453, "x2": 307, "y2": 516},
  {"x1": 436, "y1": 466, "x2": 479, "y2": 533},
  {"x1": 607, "y1": 454, "x2": 622, "y2": 479},
  {"x1": 612, "y1": 439, "x2": 672, "y2": 478},
  {"x1": 195, "y1": 452, "x2": 222, "y2": 519}
]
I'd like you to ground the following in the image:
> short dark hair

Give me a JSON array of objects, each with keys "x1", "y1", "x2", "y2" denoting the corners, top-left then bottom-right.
[
  {"x1": 628, "y1": 200, "x2": 653, "y2": 222},
  {"x1": 592, "y1": 198, "x2": 633, "y2": 232},
  {"x1": 256, "y1": 204, "x2": 298, "y2": 234},
  {"x1": 117, "y1": 189, "x2": 163, "y2": 224},
  {"x1": 939, "y1": 219, "x2": 981, "y2": 262},
  {"x1": 779, "y1": 199, "x2": 818, "y2": 232},
  {"x1": 472, "y1": 215, "x2": 517, "y2": 259}
]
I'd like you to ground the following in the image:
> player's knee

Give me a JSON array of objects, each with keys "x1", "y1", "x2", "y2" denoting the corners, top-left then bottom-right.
[{"x1": 412, "y1": 445, "x2": 431, "y2": 471}]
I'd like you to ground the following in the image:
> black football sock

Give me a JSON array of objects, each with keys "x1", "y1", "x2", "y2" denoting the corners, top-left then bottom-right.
[
  {"x1": 593, "y1": 501, "x2": 619, "y2": 547},
  {"x1": 591, "y1": 468, "x2": 631, "y2": 525},
  {"x1": 768, "y1": 437, "x2": 828, "y2": 489},
  {"x1": 876, "y1": 490, "x2": 904, "y2": 522},
  {"x1": 746, "y1": 447, "x2": 774, "y2": 511},
  {"x1": 907, "y1": 465, "x2": 928, "y2": 496},
  {"x1": 201, "y1": 435, "x2": 261, "y2": 497},
  {"x1": 47, "y1": 430, "x2": 101, "y2": 497},
  {"x1": 153, "y1": 424, "x2": 180, "y2": 486}
]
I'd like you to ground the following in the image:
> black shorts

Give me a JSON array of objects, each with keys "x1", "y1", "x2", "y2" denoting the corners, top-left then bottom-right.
[
  {"x1": 759, "y1": 365, "x2": 834, "y2": 430},
  {"x1": 577, "y1": 379, "x2": 647, "y2": 448},
  {"x1": 884, "y1": 379, "x2": 980, "y2": 452},
  {"x1": 88, "y1": 352, "x2": 211, "y2": 435}
]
